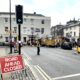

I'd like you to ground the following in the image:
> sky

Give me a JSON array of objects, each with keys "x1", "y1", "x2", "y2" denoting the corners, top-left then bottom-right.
[{"x1": 0, "y1": 0, "x2": 80, "y2": 26}]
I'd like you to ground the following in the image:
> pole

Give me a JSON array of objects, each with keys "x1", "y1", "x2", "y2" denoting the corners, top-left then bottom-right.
[
  {"x1": 1, "y1": 74, "x2": 3, "y2": 80},
  {"x1": 79, "y1": 23, "x2": 80, "y2": 38},
  {"x1": 9, "y1": 0, "x2": 12, "y2": 53},
  {"x1": 18, "y1": 24, "x2": 21, "y2": 55}
]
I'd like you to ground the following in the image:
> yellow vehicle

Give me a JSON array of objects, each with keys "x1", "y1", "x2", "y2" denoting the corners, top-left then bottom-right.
[
  {"x1": 45, "y1": 38, "x2": 57, "y2": 47},
  {"x1": 76, "y1": 38, "x2": 80, "y2": 53},
  {"x1": 41, "y1": 36, "x2": 59, "y2": 47},
  {"x1": 41, "y1": 38, "x2": 46, "y2": 46}
]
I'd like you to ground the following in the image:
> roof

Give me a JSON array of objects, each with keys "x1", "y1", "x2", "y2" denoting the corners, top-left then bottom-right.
[
  {"x1": 51, "y1": 24, "x2": 64, "y2": 30},
  {"x1": 65, "y1": 21, "x2": 80, "y2": 28},
  {"x1": 64, "y1": 18, "x2": 80, "y2": 28},
  {"x1": 0, "y1": 12, "x2": 45, "y2": 17}
]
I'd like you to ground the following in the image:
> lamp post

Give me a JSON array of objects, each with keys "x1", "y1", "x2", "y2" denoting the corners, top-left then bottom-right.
[{"x1": 9, "y1": 0, "x2": 12, "y2": 53}]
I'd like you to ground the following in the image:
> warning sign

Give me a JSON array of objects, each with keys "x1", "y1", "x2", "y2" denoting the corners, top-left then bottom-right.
[{"x1": 0, "y1": 55, "x2": 24, "y2": 73}]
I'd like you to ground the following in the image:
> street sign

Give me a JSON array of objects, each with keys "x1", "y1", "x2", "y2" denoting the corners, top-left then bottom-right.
[{"x1": 0, "y1": 55, "x2": 24, "y2": 73}]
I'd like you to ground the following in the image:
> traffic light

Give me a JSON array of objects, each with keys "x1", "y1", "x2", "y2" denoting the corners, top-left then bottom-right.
[{"x1": 16, "y1": 5, "x2": 23, "y2": 24}]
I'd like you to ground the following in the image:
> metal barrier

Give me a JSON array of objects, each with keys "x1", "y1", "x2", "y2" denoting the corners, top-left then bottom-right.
[{"x1": 1, "y1": 66, "x2": 36, "y2": 80}]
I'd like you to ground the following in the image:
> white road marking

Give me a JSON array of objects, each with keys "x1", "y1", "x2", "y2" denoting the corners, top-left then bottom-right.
[
  {"x1": 52, "y1": 73, "x2": 80, "y2": 80},
  {"x1": 22, "y1": 50, "x2": 32, "y2": 60},
  {"x1": 23, "y1": 57, "x2": 39, "y2": 80},
  {"x1": 34, "y1": 65, "x2": 52, "y2": 80},
  {"x1": 34, "y1": 65, "x2": 48, "y2": 80}
]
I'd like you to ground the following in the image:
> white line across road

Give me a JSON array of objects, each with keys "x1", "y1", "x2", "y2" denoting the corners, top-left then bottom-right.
[
  {"x1": 34, "y1": 65, "x2": 52, "y2": 80},
  {"x1": 52, "y1": 73, "x2": 80, "y2": 80}
]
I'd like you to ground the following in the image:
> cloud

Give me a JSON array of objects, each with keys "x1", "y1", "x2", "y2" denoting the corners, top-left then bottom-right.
[
  {"x1": 0, "y1": 0, "x2": 80, "y2": 26},
  {"x1": 33, "y1": 0, "x2": 58, "y2": 9},
  {"x1": 0, "y1": 0, "x2": 9, "y2": 12},
  {"x1": 49, "y1": 0, "x2": 80, "y2": 26},
  {"x1": 0, "y1": 0, "x2": 24, "y2": 12}
]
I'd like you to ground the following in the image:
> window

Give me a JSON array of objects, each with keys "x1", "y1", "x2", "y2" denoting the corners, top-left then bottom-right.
[
  {"x1": 14, "y1": 37, "x2": 17, "y2": 42},
  {"x1": 41, "y1": 20, "x2": 45, "y2": 24},
  {"x1": 23, "y1": 27, "x2": 27, "y2": 29},
  {"x1": 14, "y1": 27, "x2": 17, "y2": 33},
  {"x1": 4, "y1": 18, "x2": 8, "y2": 22},
  {"x1": 23, "y1": 27, "x2": 27, "y2": 33},
  {"x1": 74, "y1": 27, "x2": 76, "y2": 30},
  {"x1": 31, "y1": 19, "x2": 34, "y2": 25},
  {"x1": 35, "y1": 28, "x2": 40, "y2": 32},
  {"x1": 23, "y1": 37, "x2": 26, "y2": 42},
  {"x1": 66, "y1": 33, "x2": 69, "y2": 37},
  {"x1": 5, "y1": 27, "x2": 8, "y2": 32},
  {"x1": 66, "y1": 28, "x2": 68, "y2": 31},
  {"x1": 74, "y1": 32, "x2": 76, "y2": 36},
  {"x1": 5, "y1": 37, "x2": 8, "y2": 42},
  {"x1": 24, "y1": 18, "x2": 27, "y2": 22},
  {"x1": 13, "y1": 18, "x2": 16, "y2": 21},
  {"x1": 31, "y1": 27, "x2": 34, "y2": 34},
  {"x1": 41, "y1": 28, "x2": 44, "y2": 34},
  {"x1": 31, "y1": 27, "x2": 34, "y2": 31},
  {"x1": 70, "y1": 32, "x2": 72, "y2": 37},
  {"x1": 70, "y1": 27, "x2": 72, "y2": 30}
]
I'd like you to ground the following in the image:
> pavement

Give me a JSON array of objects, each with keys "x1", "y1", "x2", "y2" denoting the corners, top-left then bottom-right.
[
  {"x1": 0, "y1": 46, "x2": 40, "y2": 80},
  {"x1": 0, "y1": 46, "x2": 39, "y2": 80}
]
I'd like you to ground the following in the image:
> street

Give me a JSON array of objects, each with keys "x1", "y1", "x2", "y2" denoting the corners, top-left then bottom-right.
[{"x1": 22, "y1": 46, "x2": 80, "y2": 80}]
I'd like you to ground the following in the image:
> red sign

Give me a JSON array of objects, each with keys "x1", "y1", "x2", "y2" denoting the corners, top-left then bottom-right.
[{"x1": 0, "y1": 55, "x2": 24, "y2": 73}]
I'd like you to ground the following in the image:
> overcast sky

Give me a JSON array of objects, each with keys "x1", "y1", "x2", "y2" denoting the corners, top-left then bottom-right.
[{"x1": 0, "y1": 0, "x2": 80, "y2": 26}]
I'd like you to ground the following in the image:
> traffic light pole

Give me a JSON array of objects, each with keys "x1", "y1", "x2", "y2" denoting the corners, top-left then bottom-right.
[
  {"x1": 16, "y1": 5, "x2": 23, "y2": 55},
  {"x1": 18, "y1": 24, "x2": 21, "y2": 55}
]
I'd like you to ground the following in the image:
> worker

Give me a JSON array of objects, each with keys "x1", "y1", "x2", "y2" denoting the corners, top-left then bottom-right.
[{"x1": 37, "y1": 40, "x2": 40, "y2": 55}]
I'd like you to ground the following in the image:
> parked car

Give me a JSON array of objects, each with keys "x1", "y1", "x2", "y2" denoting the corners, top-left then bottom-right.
[{"x1": 60, "y1": 37, "x2": 72, "y2": 50}]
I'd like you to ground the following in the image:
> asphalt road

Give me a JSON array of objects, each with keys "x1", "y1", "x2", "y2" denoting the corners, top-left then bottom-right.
[{"x1": 22, "y1": 46, "x2": 80, "y2": 80}]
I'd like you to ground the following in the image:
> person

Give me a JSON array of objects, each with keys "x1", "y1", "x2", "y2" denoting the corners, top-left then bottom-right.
[
  {"x1": 13, "y1": 41, "x2": 17, "y2": 53},
  {"x1": 37, "y1": 40, "x2": 40, "y2": 55}
]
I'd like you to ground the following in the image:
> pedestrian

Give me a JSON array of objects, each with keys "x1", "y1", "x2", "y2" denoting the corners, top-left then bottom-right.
[
  {"x1": 13, "y1": 41, "x2": 17, "y2": 52},
  {"x1": 37, "y1": 40, "x2": 40, "y2": 55}
]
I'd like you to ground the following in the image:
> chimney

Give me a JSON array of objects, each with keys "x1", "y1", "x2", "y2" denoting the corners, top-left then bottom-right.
[{"x1": 34, "y1": 12, "x2": 36, "y2": 14}]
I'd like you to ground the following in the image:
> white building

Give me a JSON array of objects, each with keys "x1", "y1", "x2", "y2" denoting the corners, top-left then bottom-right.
[
  {"x1": 51, "y1": 24, "x2": 64, "y2": 37},
  {"x1": 64, "y1": 19, "x2": 80, "y2": 41},
  {"x1": 0, "y1": 12, "x2": 51, "y2": 43}
]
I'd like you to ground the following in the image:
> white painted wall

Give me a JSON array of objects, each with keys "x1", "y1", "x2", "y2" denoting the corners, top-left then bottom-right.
[
  {"x1": 0, "y1": 13, "x2": 51, "y2": 42},
  {"x1": 64, "y1": 25, "x2": 79, "y2": 41}
]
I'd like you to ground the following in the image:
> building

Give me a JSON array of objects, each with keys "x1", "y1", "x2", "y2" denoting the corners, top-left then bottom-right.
[
  {"x1": 51, "y1": 24, "x2": 64, "y2": 37},
  {"x1": 0, "y1": 12, "x2": 51, "y2": 44},
  {"x1": 63, "y1": 19, "x2": 80, "y2": 41}
]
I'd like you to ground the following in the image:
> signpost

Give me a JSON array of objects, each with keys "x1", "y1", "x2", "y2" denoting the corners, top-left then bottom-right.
[
  {"x1": 0, "y1": 55, "x2": 24, "y2": 80},
  {"x1": 0, "y1": 55, "x2": 24, "y2": 73}
]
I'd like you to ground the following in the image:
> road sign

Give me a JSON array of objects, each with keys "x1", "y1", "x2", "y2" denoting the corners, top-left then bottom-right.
[{"x1": 0, "y1": 55, "x2": 24, "y2": 73}]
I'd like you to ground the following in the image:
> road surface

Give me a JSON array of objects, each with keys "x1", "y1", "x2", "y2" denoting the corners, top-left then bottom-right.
[{"x1": 22, "y1": 46, "x2": 80, "y2": 80}]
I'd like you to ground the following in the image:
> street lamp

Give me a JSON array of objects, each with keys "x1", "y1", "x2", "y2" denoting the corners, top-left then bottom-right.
[{"x1": 9, "y1": 0, "x2": 12, "y2": 53}]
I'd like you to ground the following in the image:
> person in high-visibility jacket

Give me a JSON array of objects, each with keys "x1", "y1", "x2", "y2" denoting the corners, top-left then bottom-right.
[
  {"x1": 37, "y1": 40, "x2": 40, "y2": 55},
  {"x1": 76, "y1": 38, "x2": 80, "y2": 53}
]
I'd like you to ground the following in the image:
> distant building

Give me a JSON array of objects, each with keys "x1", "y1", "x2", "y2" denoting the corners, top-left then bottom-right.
[
  {"x1": 63, "y1": 19, "x2": 80, "y2": 41},
  {"x1": 51, "y1": 24, "x2": 64, "y2": 37},
  {"x1": 0, "y1": 12, "x2": 51, "y2": 43}
]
